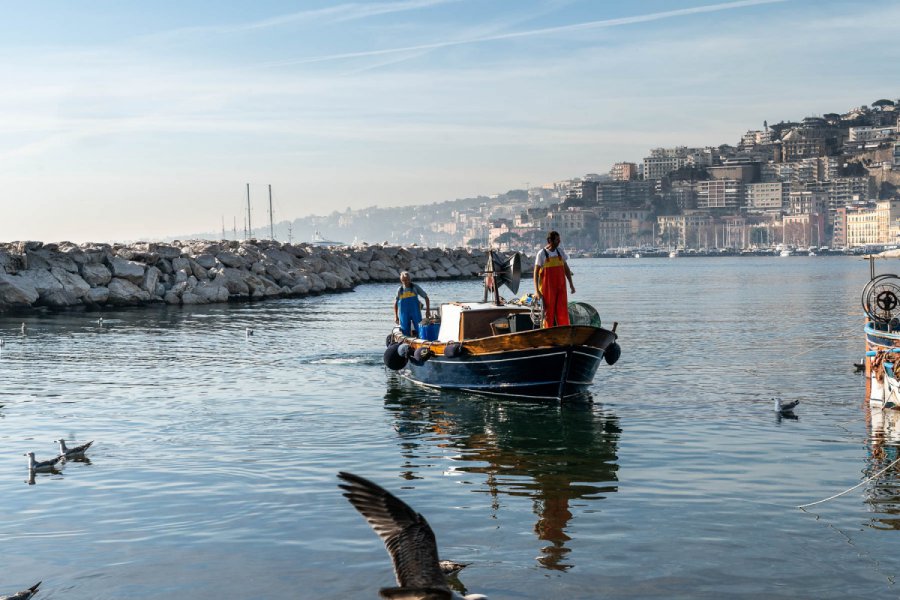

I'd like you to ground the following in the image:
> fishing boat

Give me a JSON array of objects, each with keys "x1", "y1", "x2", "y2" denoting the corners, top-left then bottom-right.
[
  {"x1": 862, "y1": 258, "x2": 900, "y2": 409},
  {"x1": 383, "y1": 251, "x2": 622, "y2": 400}
]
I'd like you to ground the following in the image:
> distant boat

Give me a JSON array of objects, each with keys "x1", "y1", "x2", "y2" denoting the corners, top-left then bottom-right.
[
  {"x1": 310, "y1": 230, "x2": 345, "y2": 247},
  {"x1": 668, "y1": 249, "x2": 679, "y2": 258},
  {"x1": 779, "y1": 249, "x2": 792, "y2": 257}
]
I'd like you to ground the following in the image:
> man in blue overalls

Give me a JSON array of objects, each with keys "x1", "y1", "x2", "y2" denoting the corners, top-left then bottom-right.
[{"x1": 394, "y1": 271, "x2": 430, "y2": 337}]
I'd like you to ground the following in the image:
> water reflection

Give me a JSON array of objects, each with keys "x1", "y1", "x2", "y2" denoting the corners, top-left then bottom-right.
[
  {"x1": 865, "y1": 406, "x2": 900, "y2": 530},
  {"x1": 383, "y1": 377, "x2": 620, "y2": 570}
]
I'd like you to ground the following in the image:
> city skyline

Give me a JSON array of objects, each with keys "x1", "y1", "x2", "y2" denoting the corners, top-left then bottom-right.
[{"x1": 0, "y1": 0, "x2": 897, "y2": 242}]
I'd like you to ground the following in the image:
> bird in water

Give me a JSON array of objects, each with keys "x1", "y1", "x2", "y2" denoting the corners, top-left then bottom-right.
[
  {"x1": 853, "y1": 360, "x2": 865, "y2": 372},
  {"x1": 97, "y1": 316, "x2": 104, "y2": 327},
  {"x1": 338, "y1": 472, "x2": 487, "y2": 600},
  {"x1": 0, "y1": 338, "x2": 5, "y2": 347},
  {"x1": 0, "y1": 581, "x2": 41, "y2": 600},
  {"x1": 24, "y1": 452, "x2": 63, "y2": 473},
  {"x1": 20, "y1": 323, "x2": 27, "y2": 335},
  {"x1": 773, "y1": 397, "x2": 800, "y2": 416},
  {"x1": 246, "y1": 328, "x2": 254, "y2": 338},
  {"x1": 56, "y1": 439, "x2": 94, "y2": 458}
]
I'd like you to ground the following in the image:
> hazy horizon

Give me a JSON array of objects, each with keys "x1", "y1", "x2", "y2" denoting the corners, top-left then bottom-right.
[{"x1": 0, "y1": 0, "x2": 896, "y2": 243}]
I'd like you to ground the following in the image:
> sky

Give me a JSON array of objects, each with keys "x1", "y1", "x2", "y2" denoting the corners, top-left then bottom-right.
[{"x1": 0, "y1": 0, "x2": 897, "y2": 242}]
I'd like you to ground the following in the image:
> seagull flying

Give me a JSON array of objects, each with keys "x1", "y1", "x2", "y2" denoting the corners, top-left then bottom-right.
[
  {"x1": 774, "y1": 397, "x2": 800, "y2": 415},
  {"x1": 439, "y1": 561, "x2": 470, "y2": 578},
  {"x1": 24, "y1": 452, "x2": 63, "y2": 473},
  {"x1": 56, "y1": 439, "x2": 93, "y2": 458},
  {"x1": 338, "y1": 472, "x2": 487, "y2": 600},
  {"x1": 0, "y1": 581, "x2": 41, "y2": 600}
]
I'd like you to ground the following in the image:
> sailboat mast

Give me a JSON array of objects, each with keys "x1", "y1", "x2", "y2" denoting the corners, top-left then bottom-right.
[
  {"x1": 246, "y1": 183, "x2": 252, "y2": 240},
  {"x1": 268, "y1": 184, "x2": 274, "y2": 240}
]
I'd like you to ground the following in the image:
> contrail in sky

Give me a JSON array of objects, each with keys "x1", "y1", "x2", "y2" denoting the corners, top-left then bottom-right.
[{"x1": 266, "y1": 0, "x2": 789, "y2": 67}]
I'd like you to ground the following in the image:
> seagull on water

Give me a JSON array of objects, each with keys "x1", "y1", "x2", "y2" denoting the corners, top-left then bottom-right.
[
  {"x1": 338, "y1": 471, "x2": 487, "y2": 600},
  {"x1": 97, "y1": 316, "x2": 104, "y2": 326},
  {"x1": 774, "y1": 397, "x2": 800, "y2": 415},
  {"x1": 0, "y1": 581, "x2": 41, "y2": 600},
  {"x1": 24, "y1": 452, "x2": 63, "y2": 473},
  {"x1": 246, "y1": 328, "x2": 254, "y2": 338},
  {"x1": 20, "y1": 323, "x2": 27, "y2": 335},
  {"x1": 56, "y1": 439, "x2": 93, "y2": 458}
]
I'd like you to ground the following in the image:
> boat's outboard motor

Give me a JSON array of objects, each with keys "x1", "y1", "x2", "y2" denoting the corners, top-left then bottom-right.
[
  {"x1": 383, "y1": 343, "x2": 409, "y2": 370},
  {"x1": 604, "y1": 342, "x2": 621, "y2": 366}
]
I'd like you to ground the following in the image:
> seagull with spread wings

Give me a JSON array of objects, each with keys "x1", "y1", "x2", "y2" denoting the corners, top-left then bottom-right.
[{"x1": 338, "y1": 472, "x2": 487, "y2": 600}]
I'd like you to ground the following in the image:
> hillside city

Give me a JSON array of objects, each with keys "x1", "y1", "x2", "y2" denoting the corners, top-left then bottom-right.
[{"x1": 270, "y1": 97, "x2": 900, "y2": 255}]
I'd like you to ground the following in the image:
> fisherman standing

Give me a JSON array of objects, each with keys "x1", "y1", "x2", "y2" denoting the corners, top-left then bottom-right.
[
  {"x1": 394, "y1": 271, "x2": 430, "y2": 337},
  {"x1": 533, "y1": 230, "x2": 575, "y2": 328}
]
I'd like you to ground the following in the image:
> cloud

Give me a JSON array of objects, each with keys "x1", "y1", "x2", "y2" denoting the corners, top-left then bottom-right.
[{"x1": 264, "y1": 0, "x2": 789, "y2": 67}]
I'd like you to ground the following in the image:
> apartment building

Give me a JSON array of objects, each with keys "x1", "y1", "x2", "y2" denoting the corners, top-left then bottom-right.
[
  {"x1": 783, "y1": 213, "x2": 826, "y2": 247},
  {"x1": 696, "y1": 179, "x2": 743, "y2": 210},
  {"x1": 848, "y1": 126, "x2": 897, "y2": 142},
  {"x1": 745, "y1": 182, "x2": 788, "y2": 214},
  {"x1": 845, "y1": 200, "x2": 900, "y2": 246},
  {"x1": 609, "y1": 162, "x2": 639, "y2": 181}
]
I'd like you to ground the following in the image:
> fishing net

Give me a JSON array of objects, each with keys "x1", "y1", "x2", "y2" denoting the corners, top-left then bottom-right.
[{"x1": 567, "y1": 302, "x2": 602, "y2": 327}]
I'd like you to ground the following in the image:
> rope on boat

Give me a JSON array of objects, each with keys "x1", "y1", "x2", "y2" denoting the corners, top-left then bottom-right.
[{"x1": 796, "y1": 455, "x2": 900, "y2": 509}]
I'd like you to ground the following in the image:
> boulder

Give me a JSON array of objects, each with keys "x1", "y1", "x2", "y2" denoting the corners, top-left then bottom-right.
[
  {"x1": 107, "y1": 277, "x2": 152, "y2": 305},
  {"x1": 84, "y1": 287, "x2": 110, "y2": 305},
  {"x1": 216, "y1": 251, "x2": 245, "y2": 268},
  {"x1": 108, "y1": 257, "x2": 146, "y2": 283},
  {"x1": 142, "y1": 266, "x2": 161, "y2": 296},
  {"x1": 80, "y1": 263, "x2": 112, "y2": 287},
  {"x1": 194, "y1": 254, "x2": 217, "y2": 269},
  {"x1": 0, "y1": 273, "x2": 39, "y2": 307}
]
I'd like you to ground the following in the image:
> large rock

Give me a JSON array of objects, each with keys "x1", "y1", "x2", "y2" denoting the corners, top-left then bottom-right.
[
  {"x1": 84, "y1": 287, "x2": 110, "y2": 305},
  {"x1": 0, "y1": 273, "x2": 39, "y2": 307},
  {"x1": 216, "y1": 251, "x2": 245, "y2": 268},
  {"x1": 142, "y1": 266, "x2": 161, "y2": 296},
  {"x1": 108, "y1": 257, "x2": 146, "y2": 283},
  {"x1": 80, "y1": 263, "x2": 112, "y2": 287},
  {"x1": 107, "y1": 278, "x2": 152, "y2": 305}
]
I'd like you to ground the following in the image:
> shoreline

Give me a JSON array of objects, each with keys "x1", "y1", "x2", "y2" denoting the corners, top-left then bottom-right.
[{"x1": 0, "y1": 240, "x2": 524, "y2": 313}]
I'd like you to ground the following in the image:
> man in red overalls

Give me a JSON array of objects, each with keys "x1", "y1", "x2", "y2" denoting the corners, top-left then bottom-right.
[{"x1": 533, "y1": 230, "x2": 575, "y2": 328}]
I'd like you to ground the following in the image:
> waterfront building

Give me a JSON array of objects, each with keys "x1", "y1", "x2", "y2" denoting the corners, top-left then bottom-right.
[
  {"x1": 783, "y1": 213, "x2": 826, "y2": 247},
  {"x1": 833, "y1": 207, "x2": 848, "y2": 248},
  {"x1": 656, "y1": 212, "x2": 713, "y2": 249},
  {"x1": 844, "y1": 201, "x2": 900, "y2": 247}
]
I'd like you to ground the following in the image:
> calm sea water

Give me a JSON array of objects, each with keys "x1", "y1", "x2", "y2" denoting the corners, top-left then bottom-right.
[{"x1": 2, "y1": 257, "x2": 898, "y2": 599}]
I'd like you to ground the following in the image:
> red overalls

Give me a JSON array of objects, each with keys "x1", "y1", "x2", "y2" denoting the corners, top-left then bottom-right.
[{"x1": 539, "y1": 249, "x2": 569, "y2": 328}]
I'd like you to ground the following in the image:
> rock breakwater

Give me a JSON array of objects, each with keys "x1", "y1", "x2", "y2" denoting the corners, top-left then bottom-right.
[{"x1": 0, "y1": 240, "x2": 521, "y2": 312}]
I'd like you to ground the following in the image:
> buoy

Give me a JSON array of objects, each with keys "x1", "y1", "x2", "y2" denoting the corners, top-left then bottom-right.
[
  {"x1": 383, "y1": 343, "x2": 409, "y2": 370},
  {"x1": 604, "y1": 342, "x2": 621, "y2": 366},
  {"x1": 443, "y1": 342, "x2": 463, "y2": 358}
]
